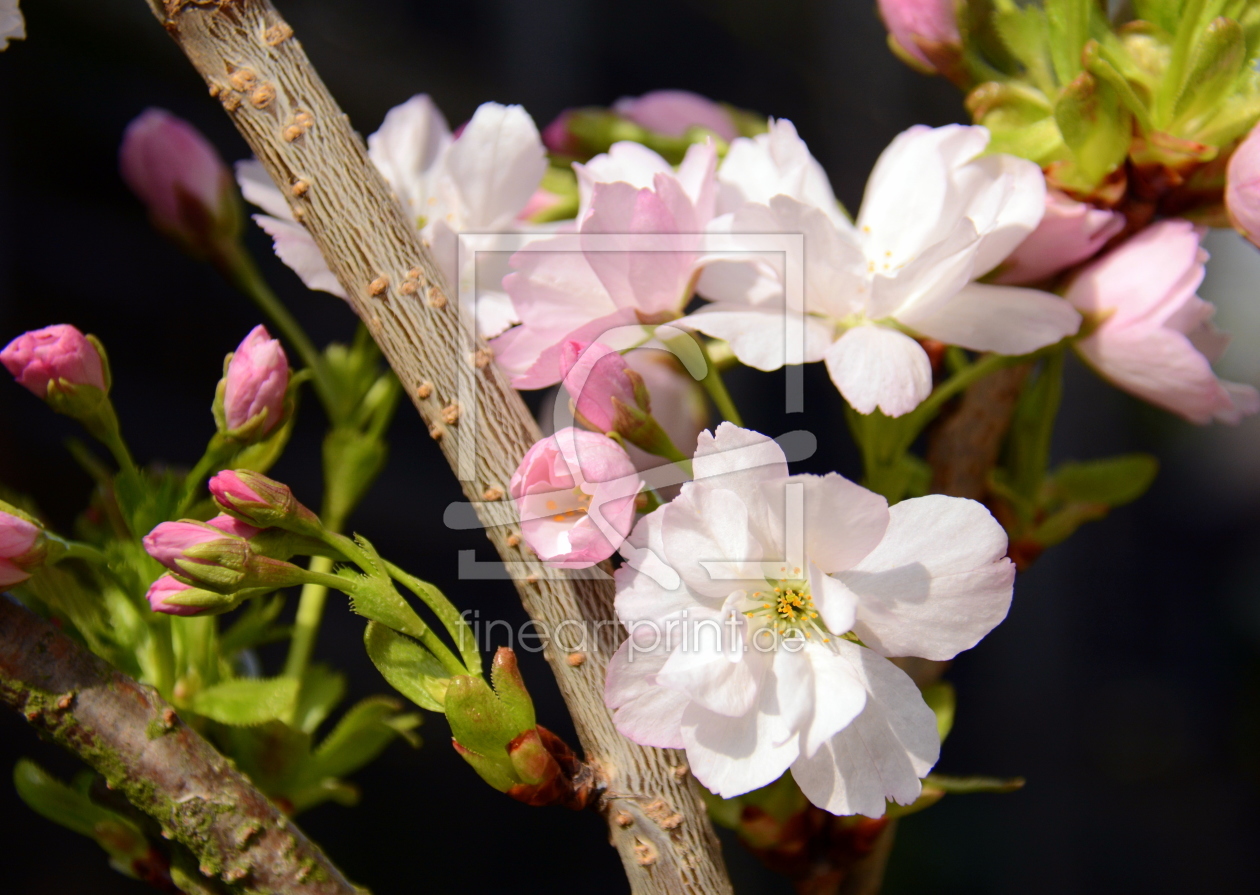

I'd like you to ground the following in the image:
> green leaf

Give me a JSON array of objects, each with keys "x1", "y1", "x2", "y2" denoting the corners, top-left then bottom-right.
[
  {"x1": 922, "y1": 773, "x2": 1026, "y2": 794},
  {"x1": 1029, "y1": 502, "x2": 1110, "y2": 547},
  {"x1": 1004, "y1": 350, "x2": 1065, "y2": 512},
  {"x1": 993, "y1": 1, "x2": 1055, "y2": 90},
  {"x1": 322, "y1": 427, "x2": 388, "y2": 530},
  {"x1": 363, "y1": 621, "x2": 451, "y2": 712},
  {"x1": 1173, "y1": 16, "x2": 1247, "y2": 128},
  {"x1": 922, "y1": 681, "x2": 957, "y2": 743},
  {"x1": 1134, "y1": 0, "x2": 1181, "y2": 34},
  {"x1": 1044, "y1": 0, "x2": 1093, "y2": 85},
  {"x1": 293, "y1": 664, "x2": 346, "y2": 735},
  {"x1": 1050, "y1": 454, "x2": 1160, "y2": 506},
  {"x1": 1055, "y1": 72, "x2": 1133, "y2": 188},
  {"x1": 308, "y1": 696, "x2": 421, "y2": 782},
  {"x1": 445, "y1": 675, "x2": 518, "y2": 760},
  {"x1": 490, "y1": 647, "x2": 536, "y2": 733},
  {"x1": 13, "y1": 760, "x2": 149, "y2": 866},
  {"x1": 189, "y1": 676, "x2": 299, "y2": 726}
]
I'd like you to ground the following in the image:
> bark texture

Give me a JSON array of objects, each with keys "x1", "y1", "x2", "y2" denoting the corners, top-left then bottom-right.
[
  {"x1": 140, "y1": 2, "x2": 732, "y2": 892},
  {"x1": 0, "y1": 597, "x2": 363, "y2": 895}
]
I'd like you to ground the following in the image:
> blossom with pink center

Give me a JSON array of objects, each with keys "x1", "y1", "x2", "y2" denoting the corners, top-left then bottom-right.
[
  {"x1": 493, "y1": 140, "x2": 718, "y2": 388},
  {"x1": 237, "y1": 95, "x2": 547, "y2": 339},
  {"x1": 612, "y1": 90, "x2": 739, "y2": 142},
  {"x1": 1226, "y1": 122, "x2": 1260, "y2": 250},
  {"x1": 119, "y1": 109, "x2": 236, "y2": 252},
  {"x1": 560, "y1": 341, "x2": 643, "y2": 434},
  {"x1": 509, "y1": 428, "x2": 643, "y2": 569},
  {"x1": 1, "y1": 324, "x2": 106, "y2": 398},
  {"x1": 222, "y1": 325, "x2": 289, "y2": 434},
  {"x1": 145, "y1": 574, "x2": 204, "y2": 617},
  {"x1": 877, "y1": 0, "x2": 961, "y2": 73},
  {"x1": 993, "y1": 190, "x2": 1125, "y2": 285},
  {"x1": 1066, "y1": 219, "x2": 1259, "y2": 425},
  {"x1": 606, "y1": 424, "x2": 1014, "y2": 816},
  {"x1": 0, "y1": 505, "x2": 43, "y2": 587}
]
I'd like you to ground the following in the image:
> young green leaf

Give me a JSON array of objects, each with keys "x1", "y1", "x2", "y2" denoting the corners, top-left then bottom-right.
[
  {"x1": 363, "y1": 621, "x2": 451, "y2": 712},
  {"x1": 189, "y1": 675, "x2": 299, "y2": 726}
]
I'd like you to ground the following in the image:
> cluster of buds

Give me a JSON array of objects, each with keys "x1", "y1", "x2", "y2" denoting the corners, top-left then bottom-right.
[{"x1": 0, "y1": 500, "x2": 46, "y2": 588}]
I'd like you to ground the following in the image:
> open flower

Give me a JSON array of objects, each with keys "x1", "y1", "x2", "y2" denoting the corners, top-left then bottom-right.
[
  {"x1": 237, "y1": 95, "x2": 547, "y2": 338},
  {"x1": 606, "y1": 424, "x2": 1014, "y2": 815},
  {"x1": 613, "y1": 90, "x2": 740, "y2": 142},
  {"x1": 1066, "y1": 219, "x2": 1259, "y2": 425},
  {"x1": 681, "y1": 122, "x2": 1080, "y2": 416},
  {"x1": 493, "y1": 140, "x2": 718, "y2": 387},
  {"x1": 509, "y1": 428, "x2": 643, "y2": 568},
  {"x1": 993, "y1": 190, "x2": 1125, "y2": 286}
]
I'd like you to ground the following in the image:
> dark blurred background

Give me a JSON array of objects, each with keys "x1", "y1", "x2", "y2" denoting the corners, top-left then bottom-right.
[{"x1": 2, "y1": 1, "x2": 1259, "y2": 892}]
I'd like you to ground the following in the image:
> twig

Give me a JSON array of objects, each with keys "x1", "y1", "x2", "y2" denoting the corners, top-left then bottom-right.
[
  {"x1": 138, "y1": 2, "x2": 733, "y2": 891},
  {"x1": 927, "y1": 364, "x2": 1032, "y2": 500},
  {"x1": 0, "y1": 596, "x2": 364, "y2": 895}
]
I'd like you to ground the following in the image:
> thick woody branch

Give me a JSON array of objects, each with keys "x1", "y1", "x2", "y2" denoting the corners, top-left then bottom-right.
[
  {"x1": 139, "y1": 2, "x2": 732, "y2": 892},
  {"x1": 0, "y1": 597, "x2": 363, "y2": 895}
]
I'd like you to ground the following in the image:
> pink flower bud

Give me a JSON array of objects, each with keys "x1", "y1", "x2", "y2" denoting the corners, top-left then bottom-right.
[
  {"x1": 509, "y1": 428, "x2": 642, "y2": 569},
  {"x1": 877, "y1": 0, "x2": 961, "y2": 73},
  {"x1": 995, "y1": 190, "x2": 1125, "y2": 285},
  {"x1": 119, "y1": 108, "x2": 236, "y2": 252},
  {"x1": 0, "y1": 506, "x2": 43, "y2": 587},
  {"x1": 207, "y1": 514, "x2": 262, "y2": 540},
  {"x1": 612, "y1": 91, "x2": 738, "y2": 141},
  {"x1": 560, "y1": 341, "x2": 642, "y2": 434},
  {"x1": 143, "y1": 520, "x2": 239, "y2": 573},
  {"x1": 223, "y1": 325, "x2": 289, "y2": 433},
  {"x1": 1, "y1": 325, "x2": 106, "y2": 398},
  {"x1": 145, "y1": 574, "x2": 203, "y2": 617},
  {"x1": 1227, "y1": 123, "x2": 1260, "y2": 249},
  {"x1": 542, "y1": 110, "x2": 579, "y2": 155},
  {"x1": 208, "y1": 470, "x2": 320, "y2": 533}
]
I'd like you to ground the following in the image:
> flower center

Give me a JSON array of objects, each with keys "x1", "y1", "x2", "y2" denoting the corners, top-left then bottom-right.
[{"x1": 743, "y1": 568, "x2": 833, "y2": 645}]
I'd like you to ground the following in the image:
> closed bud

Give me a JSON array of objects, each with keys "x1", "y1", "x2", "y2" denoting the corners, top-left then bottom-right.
[
  {"x1": 878, "y1": 0, "x2": 962, "y2": 77},
  {"x1": 142, "y1": 518, "x2": 308, "y2": 594},
  {"x1": 560, "y1": 340, "x2": 647, "y2": 434},
  {"x1": 612, "y1": 90, "x2": 739, "y2": 142},
  {"x1": 119, "y1": 108, "x2": 241, "y2": 258},
  {"x1": 0, "y1": 500, "x2": 46, "y2": 587},
  {"x1": 214, "y1": 325, "x2": 290, "y2": 440},
  {"x1": 2, "y1": 324, "x2": 107, "y2": 400},
  {"x1": 145, "y1": 573, "x2": 240, "y2": 616},
  {"x1": 207, "y1": 469, "x2": 322, "y2": 535}
]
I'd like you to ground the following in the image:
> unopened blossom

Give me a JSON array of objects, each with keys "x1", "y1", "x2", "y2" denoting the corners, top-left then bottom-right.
[
  {"x1": 143, "y1": 520, "x2": 243, "y2": 574},
  {"x1": 222, "y1": 325, "x2": 289, "y2": 434},
  {"x1": 1067, "y1": 219, "x2": 1259, "y2": 425},
  {"x1": 120, "y1": 109, "x2": 237, "y2": 253},
  {"x1": 560, "y1": 341, "x2": 644, "y2": 434},
  {"x1": 2, "y1": 324, "x2": 106, "y2": 398},
  {"x1": 613, "y1": 90, "x2": 739, "y2": 142},
  {"x1": 509, "y1": 428, "x2": 642, "y2": 569},
  {"x1": 493, "y1": 140, "x2": 718, "y2": 388},
  {"x1": 209, "y1": 469, "x2": 319, "y2": 532},
  {"x1": 878, "y1": 0, "x2": 961, "y2": 73},
  {"x1": 145, "y1": 574, "x2": 203, "y2": 617},
  {"x1": 0, "y1": 504, "x2": 43, "y2": 587},
  {"x1": 206, "y1": 513, "x2": 262, "y2": 540},
  {"x1": 1, "y1": 0, "x2": 24, "y2": 50},
  {"x1": 993, "y1": 190, "x2": 1125, "y2": 286},
  {"x1": 1226, "y1": 122, "x2": 1260, "y2": 249},
  {"x1": 681, "y1": 122, "x2": 1081, "y2": 416},
  {"x1": 238, "y1": 95, "x2": 547, "y2": 338},
  {"x1": 606, "y1": 424, "x2": 1014, "y2": 816}
]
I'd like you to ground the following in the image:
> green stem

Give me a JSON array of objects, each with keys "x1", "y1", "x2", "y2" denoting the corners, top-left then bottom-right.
[
  {"x1": 384, "y1": 561, "x2": 481, "y2": 677},
  {"x1": 176, "y1": 438, "x2": 233, "y2": 518},
  {"x1": 282, "y1": 555, "x2": 333, "y2": 681},
  {"x1": 696, "y1": 339, "x2": 744, "y2": 426},
  {"x1": 214, "y1": 242, "x2": 335, "y2": 413}
]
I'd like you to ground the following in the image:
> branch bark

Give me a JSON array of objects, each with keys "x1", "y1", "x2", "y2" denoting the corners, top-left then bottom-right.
[
  {"x1": 139, "y1": 2, "x2": 732, "y2": 892},
  {"x1": 0, "y1": 596, "x2": 363, "y2": 895}
]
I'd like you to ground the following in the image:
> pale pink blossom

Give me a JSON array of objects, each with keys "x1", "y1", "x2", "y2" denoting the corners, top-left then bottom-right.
[
  {"x1": 994, "y1": 190, "x2": 1125, "y2": 285},
  {"x1": 1067, "y1": 219, "x2": 1259, "y2": 425},
  {"x1": 145, "y1": 575, "x2": 203, "y2": 617},
  {"x1": 682, "y1": 122, "x2": 1080, "y2": 416},
  {"x1": 509, "y1": 428, "x2": 642, "y2": 569},
  {"x1": 606, "y1": 424, "x2": 1014, "y2": 816},
  {"x1": 878, "y1": 0, "x2": 961, "y2": 72},
  {"x1": 1226, "y1": 123, "x2": 1260, "y2": 249},
  {"x1": 223, "y1": 325, "x2": 289, "y2": 433},
  {"x1": 493, "y1": 141, "x2": 718, "y2": 388},
  {"x1": 0, "y1": 506, "x2": 42, "y2": 587},
  {"x1": 120, "y1": 109, "x2": 235, "y2": 250},
  {"x1": 237, "y1": 96, "x2": 547, "y2": 339},
  {"x1": 2, "y1": 325, "x2": 106, "y2": 398},
  {"x1": 612, "y1": 90, "x2": 739, "y2": 141},
  {"x1": 560, "y1": 341, "x2": 641, "y2": 434}
]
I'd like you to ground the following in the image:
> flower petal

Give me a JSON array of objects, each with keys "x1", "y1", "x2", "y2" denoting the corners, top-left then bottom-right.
[
  {"x1": 824, "y1": 325, "x2": 932, "y2": 417},
  {"x1": 677, "y1": 305, "x2": 833, "y2": 371},
  {"x1": 898, "y1": 281, "x2": 1081, "y2": 355},
  {"x1": 445, "y1": 102, "x2": 547, "y2": 230},
  {"x1": 605, "y1": 640, "x2": 689, "y2": 749},
  {"x1": 366, "y1": 94, "x2": 451, "y2": 219},
  {"x1": 841, "y1": 494, "x2": 1014, "y2": 661},
  {"x1": 251, "y1": 215, "x2": 347, "y2": 299}
]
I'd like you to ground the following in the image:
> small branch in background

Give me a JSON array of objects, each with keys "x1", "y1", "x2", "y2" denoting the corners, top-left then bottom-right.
[
  {"x1": 0, "y1": 597, "x2": 365, "y2": 895},
  {"x1": 927, "y1": 364, "x2": 1033, "y2": 501}
]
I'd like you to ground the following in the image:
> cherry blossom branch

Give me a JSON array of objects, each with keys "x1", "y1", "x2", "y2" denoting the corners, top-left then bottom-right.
[
  {"x1": 0, "y1": 596, "x2": 364, "y2": 895},
  {"x1": 928, "y1": 364, "x2": 1033, "y2": 500},
  {"x1": 137, "y1": 2, "x2": 732, "y2": 892}
]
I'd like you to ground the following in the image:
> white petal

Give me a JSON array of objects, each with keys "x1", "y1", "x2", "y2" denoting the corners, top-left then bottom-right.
[
  {"x1": 787, "y1": 473, "x2": 890, "y2": 573},
  {"x1": 661, "y1": 484, "x2": 764, "y2": 601},
  {"x1": 445, "y1": 103, "x2": 548, "y2": 230},
  {"x1": 677, "y1": 305, "x2": 833, "y2": 371},
  {"x1": 810, "y1": 565, "x2": 860, "y2": 635},
  {"x1": 791, "y1": 645, "x2": 939, "y2": 816},
  {"x1": 367, "y1": 94, "x2": 451, "y2": 219},
  {"x1": 235, "y1": 160, "x2": 295, "y2": 221},
  {"x1": 954, "y1": 153, "x2": 1047, "y2": 277},
  {"x1": 576, "y1": 142, "x2": 673, "y2": 219},
  {"x1": 841, "y1": 494, "x2": 1014, "y2": 661},
  {"x1": 658, "y1": 601, "x2": 766, "y2": 717},
  {"x1": 899, "y1": 282, "x2": 1081, "y2": 355},
  {"x1": 799, "y1": 641, "x2": 867, "y2": 755},
  {"x1": 605, "y1": 640, "x2": 689, "y2": 749},
  {"x1": 252, "y1": 215, "x2": 347, "y2": 299},
  {"x1": 717, "y1": 119, "x2": 848, "y2": 230},
  {"x1": 824, "y1": 325, "x2": 932, "y2": 417},
  {"x1": 692, "y1": 423, "x2": 790, "y2": 500}
]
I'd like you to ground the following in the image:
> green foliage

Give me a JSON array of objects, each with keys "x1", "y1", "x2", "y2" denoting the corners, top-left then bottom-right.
[
  {"x1": 190, "y1": 676, "x2": 301, "y2": 726},
  {"x1": 363, "y1": 622, "x2": 451, "y2": 712}
]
